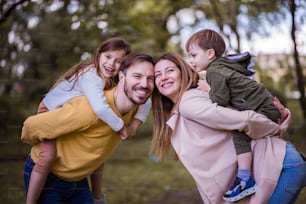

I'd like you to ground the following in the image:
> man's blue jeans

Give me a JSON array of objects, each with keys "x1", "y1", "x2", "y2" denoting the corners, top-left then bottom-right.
[
  {"x1": 269, "y1": 142, "x2": 306, "y2": 204},
  {"x1": 24, "y1": 156, "x2": 94, "y2": 204}
]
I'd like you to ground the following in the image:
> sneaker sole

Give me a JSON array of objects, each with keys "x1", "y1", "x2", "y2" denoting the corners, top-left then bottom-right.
[{"x1": 223, "y1": 184, "x2": 256, "y2": 202}]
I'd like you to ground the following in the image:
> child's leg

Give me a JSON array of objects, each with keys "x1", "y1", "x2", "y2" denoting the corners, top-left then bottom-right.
[
  {"x1": 26, "y1": 140, "x2": 56, "y2": 204},
  {"x1": 233, "y1": 130, "x2": 252, "y2": 179},
  {"x1": 90, "y1": 164, "x2": 107, "y2": 203},
  {"x1": 223, "y1": 131, "x2": 255, "y2": 202}
]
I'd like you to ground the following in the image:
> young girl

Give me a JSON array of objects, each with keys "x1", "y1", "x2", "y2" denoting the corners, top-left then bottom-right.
[{"x1": 25, "y1": 37, "x2": 151, "y2": 204}]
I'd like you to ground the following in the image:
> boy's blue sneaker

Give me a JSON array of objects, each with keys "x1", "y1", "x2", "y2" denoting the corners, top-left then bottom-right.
[{"x1": 223, "y1": 176, "x2": 256, "y2": 202}]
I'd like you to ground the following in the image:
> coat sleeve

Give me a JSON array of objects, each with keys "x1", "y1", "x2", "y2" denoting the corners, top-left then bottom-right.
[
  {"x1": 133, "y1": 97, "x2": 152, "y2": 122},
  {"x1": 207, "y1": 69, "x2": 230, "y2": 107},
  {"x1": 179, "y1": 89, "x2": 280, "y2": 139},
  {"x1": 21, "y1": 96, "x2": 98, "y2": 145}
]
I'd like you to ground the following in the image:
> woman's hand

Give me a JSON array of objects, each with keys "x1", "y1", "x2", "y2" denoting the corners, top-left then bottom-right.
[
  {"x1": 273, "y1": 97, "x2": 291, "y2": 136},
  {"x1": 197, "y1": 79, "x2": 211, "y2": 92},
  {"x1": 278, "y1": 108, "x2": 291, "y2": 136},
  {"x1": 273, "y1": 97, "x2": 289, "y2": 124}
]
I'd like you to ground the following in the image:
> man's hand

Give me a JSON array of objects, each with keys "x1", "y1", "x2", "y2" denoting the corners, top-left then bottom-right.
[{"x1": 126, "y1": 119, "x2": 142, "y2": 139}]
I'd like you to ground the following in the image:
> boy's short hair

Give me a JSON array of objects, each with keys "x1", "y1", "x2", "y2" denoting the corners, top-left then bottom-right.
[{"x1": 186, "y1": 29, "x2": 226, "y2": 58}]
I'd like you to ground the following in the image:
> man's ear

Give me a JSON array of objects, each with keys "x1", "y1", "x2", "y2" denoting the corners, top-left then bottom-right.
[
  {"x1": 207, "y1": 49, "x2": 216, "y2": 60},
  {"x1": 118, "y1": 71, "x2": 125, "y2": 81}
]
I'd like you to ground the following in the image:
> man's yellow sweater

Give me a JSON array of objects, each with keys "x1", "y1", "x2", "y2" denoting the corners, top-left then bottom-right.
[{"x1": 21, "y1": 88, "x2": 138, "y2": 181}]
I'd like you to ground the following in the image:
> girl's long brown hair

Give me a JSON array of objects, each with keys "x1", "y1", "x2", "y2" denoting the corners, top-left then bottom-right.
[
  {"x1": 51, "y1": 37, "x2": 131, "y2": 90},
  {"x1": 151, "y1": 53, "x2": 198, "y2": 160}
]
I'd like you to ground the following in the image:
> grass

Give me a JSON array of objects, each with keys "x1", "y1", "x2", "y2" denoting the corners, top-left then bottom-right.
[
  {"x1": 0, "y1": 160, "x2": 27, "y2": 204},
  {"x1": 101, "y1": 139, "x2": 198, "y2": 204}
]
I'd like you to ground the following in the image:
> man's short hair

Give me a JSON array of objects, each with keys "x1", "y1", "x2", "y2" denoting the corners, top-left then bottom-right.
[{"x1": 119, "y1": 52, "x2": 154, "y2": 74}]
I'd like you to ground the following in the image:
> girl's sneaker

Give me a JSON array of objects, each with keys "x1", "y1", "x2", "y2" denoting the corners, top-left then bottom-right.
[{"x1": 93, "y1": 194, "x2": 107, "y2": 204}]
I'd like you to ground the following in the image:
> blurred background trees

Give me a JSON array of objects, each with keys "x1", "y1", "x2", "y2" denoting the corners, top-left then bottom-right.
[
  {"x1": 1, "y1": 1, "x2": 306, "y2": 203},
  {"x1": 1, "y1": 0, "x2": 306, "y2": 135}
]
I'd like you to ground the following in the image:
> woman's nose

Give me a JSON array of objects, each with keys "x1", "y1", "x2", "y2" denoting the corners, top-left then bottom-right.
[{"x1": 161, "y1": 72, "x2": 167, "y2": 80}]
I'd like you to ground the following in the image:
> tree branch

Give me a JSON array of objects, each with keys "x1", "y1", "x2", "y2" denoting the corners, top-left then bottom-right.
[{"x1": 0, "y1": 0, "x2": 29, "y2": 25}]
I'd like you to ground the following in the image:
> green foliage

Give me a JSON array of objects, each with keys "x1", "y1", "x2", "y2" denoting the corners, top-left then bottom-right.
[
  {"x1": 192, "y1": 0, "x2": 286, "y2": 52},
  {"x1": 0, "y1": 95, "x2": 25, "y2": 136}
]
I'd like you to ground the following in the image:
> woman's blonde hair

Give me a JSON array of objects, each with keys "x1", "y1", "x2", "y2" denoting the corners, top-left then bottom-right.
[
  {"x1": 151, "y1": 53, "x2": 198, "y2": 160},
  {"x1": 52, "y1": 37, "x2": 131, "y2": 90}
]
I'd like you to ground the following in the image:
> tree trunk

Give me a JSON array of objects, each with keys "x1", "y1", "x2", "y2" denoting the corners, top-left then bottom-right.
[{"x1": 289, "y1": 0, "x2": 306, "y2": 119}]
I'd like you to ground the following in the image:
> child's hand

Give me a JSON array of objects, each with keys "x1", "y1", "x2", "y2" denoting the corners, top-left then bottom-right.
[
  {"x1": 118, "y1": 126, "x2": 129, "y2": 140},
  {"x1": 197, "y1": 79, "x2": 211, "y2": 92},
  {"x1": 37, "y1": 102, "x2": 49, "y2": 114}
]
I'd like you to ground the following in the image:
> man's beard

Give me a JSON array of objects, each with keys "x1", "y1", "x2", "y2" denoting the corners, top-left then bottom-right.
[{"x1": 123, "y1": 83, "x2": 149, "y2": 105}]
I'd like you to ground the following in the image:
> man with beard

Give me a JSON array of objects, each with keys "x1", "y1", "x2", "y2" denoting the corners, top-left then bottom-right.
[{"x1": 21, "y1": 52, "x2": 155, "y2": 203}]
